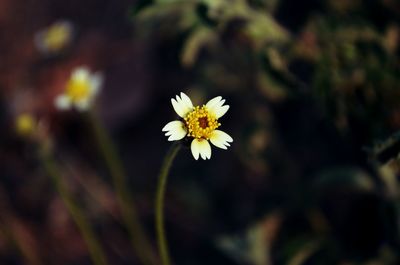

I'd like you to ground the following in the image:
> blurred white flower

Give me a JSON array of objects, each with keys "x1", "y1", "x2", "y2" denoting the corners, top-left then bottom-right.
[
  {"x1": 162, "y1": 92, "x2": 233, "y2": 160},
  {"x1": 55, "y1": 67, "x2": 102, "y2": 111},
  {"x1": 35, "y1": 20, "x2": 74, "y2": 54}
]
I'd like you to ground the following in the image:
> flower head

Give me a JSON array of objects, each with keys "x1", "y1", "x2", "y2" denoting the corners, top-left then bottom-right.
[
  {"x1": 162, "y1": 92, "x2": 233, "y2": 160},
  {"x1": 54, "y1": 67, "x2": 102, "y2": 111},
  {"x1": 35, "y1": 20, "x2": 74, "y2": 54},
  {"x1": 15, "y1": 113, "x2": 37, "y2": 136}
]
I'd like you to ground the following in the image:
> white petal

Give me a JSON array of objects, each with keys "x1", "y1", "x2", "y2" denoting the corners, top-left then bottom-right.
[
  {"x1": 75, "y1": 99, "x2": 91, "y2": 111},
  {"x1": 206, "y1": 96, "x2": 229, "y2": 118},
  {"x1": 191, "y1": 139, "x2": 211, "y2": 160},
  {"x1": 171, "y1": 93, "x2": 193, "y2": 117},
  {"x1": 34, "y1": 31, "x2": 47, "y2": 53},
  {"x1": 90, "y1": 73, "x2": 103, "y2": 95},
  {"x1": 57, "y1": 21, "x2": 74, "y2": 34},
  {"x1": 171, "y1": 98, "x2": 184, "y2": 117},
  {"x1": 72, "y1": 67, "x2": 90, "y2": 81},
  {"x1": 54, "y1": 94, "x2": 71, "y2": 110},
  {"x1": 210, "y1": 130, "x2": 233, "y2": 149},
  {"x1": 162, "y1": 120, "x2": 187, "y2": 141},
  {"x1": 212, "y1": 105, "x2": 229, "y2": 118},
  {"x1": 162, "y1": 120, "x2": 180, "y2": 132},
  {"x1": 179, "y1": 92, "x2": 193, "y2": 109},
  {"x1": 205, "y1": 96, "x2": 223, "y2": 108}
]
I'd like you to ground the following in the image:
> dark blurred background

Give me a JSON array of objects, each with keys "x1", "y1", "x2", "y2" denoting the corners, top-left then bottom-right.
[{"x1": 1, "y1": 0, "x2": 400, "y2": 264}]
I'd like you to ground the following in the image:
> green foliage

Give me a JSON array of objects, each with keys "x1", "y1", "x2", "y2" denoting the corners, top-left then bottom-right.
[{"x1": 132, "y1": 0, "x2": 400, "y2": 263}]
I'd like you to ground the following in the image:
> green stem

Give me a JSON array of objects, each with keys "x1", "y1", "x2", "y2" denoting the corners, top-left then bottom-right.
[
  {"x1": 155, "y1": 144, "x2": 181, "y2": 265},
  {"x1": 88, "y1": 110, "x2": 157, "y2": 265},
  {"x1": 40, "y1": 149, "x2": 108, "y2": 265}
]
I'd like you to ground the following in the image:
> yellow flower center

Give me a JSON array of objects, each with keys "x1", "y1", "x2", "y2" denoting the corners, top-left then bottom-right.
[
  {"x1": 44, "y1": 24, "x2": 70, "y2": 51},
  {"x1": 15, "y1": 114, "x2": 36, "y2": 136},
  {"x1": 66, "y1": 79, "x2": 90, "y2": 102},
  {"x1": 184, "y1": 106, "x2": 220, "y2": 139}
]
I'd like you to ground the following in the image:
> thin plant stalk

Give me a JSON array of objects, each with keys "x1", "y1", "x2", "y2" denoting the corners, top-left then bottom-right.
[
  {"x1": 155, "y1": 143, "x2": 181, "y2": 265},
  {"x1": 40, "y1": 149, "x2": 108, "y2": 265},
  {"x1": 87, "y1": 110, "x2": 157, "y2": 265},
  {"x1": 0, "y1": 208, "x2": 42, "y2": 265}
]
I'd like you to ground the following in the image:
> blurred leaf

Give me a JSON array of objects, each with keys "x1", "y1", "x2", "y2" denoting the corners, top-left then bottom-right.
[
  {"x1": 257, "y1": 72, "x2": 287, "y2": 102},
  {"x1": 216, "y1": 213, "x2": 282, "y2": 265},
  {"x1": 378, "y1": 161, "x2": 399, "y2": 199},
  {"x1": 200, "y1": 0, "x2": 290, "y2": 49},
  {"x1": 181, "y1": 26, "x2": 218, "y2": 67},
  {"x1": 287, "y1": 240, "x2": 320, "y2": 265},
  {"x1": 314, "y1": 168, "x2": 375, "y2": 192},
  {"x1": 366, "y1": 130, "x2": 400, "y2": 165},
  {"x1": 135, "y1": 1, "x2": 197, "y2": 34},
  {"x1": 244, "y1": 12, "x2": 290, "y2": 49},
  {"x1": 129, "y1": 0, "x2": 154, "y2": 15},
  {"x1": 249, "y1": 0, "x2": 280, "y2": 13},
  {"x1": 364, "y1": 245, "x2": 399, "y2": 265},
  {"x1": 383, "y1": 25, "x2": 399, "y2": 54},
  {"x1": 265, "y1": 47, "x2": 287, "y2": 71},
  {"x1": 280, "y1": 236, "x2": 320, "y2": 265}
]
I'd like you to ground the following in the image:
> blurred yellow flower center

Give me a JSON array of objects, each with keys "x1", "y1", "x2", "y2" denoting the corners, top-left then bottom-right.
[
  {"x1": 66, "y1": 79, "x2": 90, "y2": 102},
  {"x1": 16, "y1": 114, "x2": 36, "y2": 136},
  {"x1": 44, "y1": 24, "x2": 70, "y2": 51},
  {"x1": 184, "y1": 106, "x2": 220, "y2": 139}
]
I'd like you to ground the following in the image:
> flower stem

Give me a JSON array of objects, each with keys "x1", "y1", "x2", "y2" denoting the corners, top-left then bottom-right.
[
  {"x1": 39, "y1": 148, "x2": 108, "y2": 265},
  {"x1": 87, "y1": 110, "x2": 157, "y2": 265},
  {"x1": 155, "y1": 143, "x2": 181, "y2": 265}
]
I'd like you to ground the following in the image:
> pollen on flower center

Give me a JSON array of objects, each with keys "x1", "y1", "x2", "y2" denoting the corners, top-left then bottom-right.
[
  {"x1": 66, "y1": 80, "x2": 90, "y2": 101},
  {"x1": 184, "y1": 105, "x2": 220, "y2": 139}
]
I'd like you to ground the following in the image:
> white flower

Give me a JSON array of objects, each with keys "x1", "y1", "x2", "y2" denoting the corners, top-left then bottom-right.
[
  {"x1": 162, "y1": 92, "x2": 233, "y2": 160},
  {"x1": 54, "y1": 67, "x2": 103, "y2": 111},
  {"x1": 35, "y1": 20, "x2": 74, "y2": 54}
]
